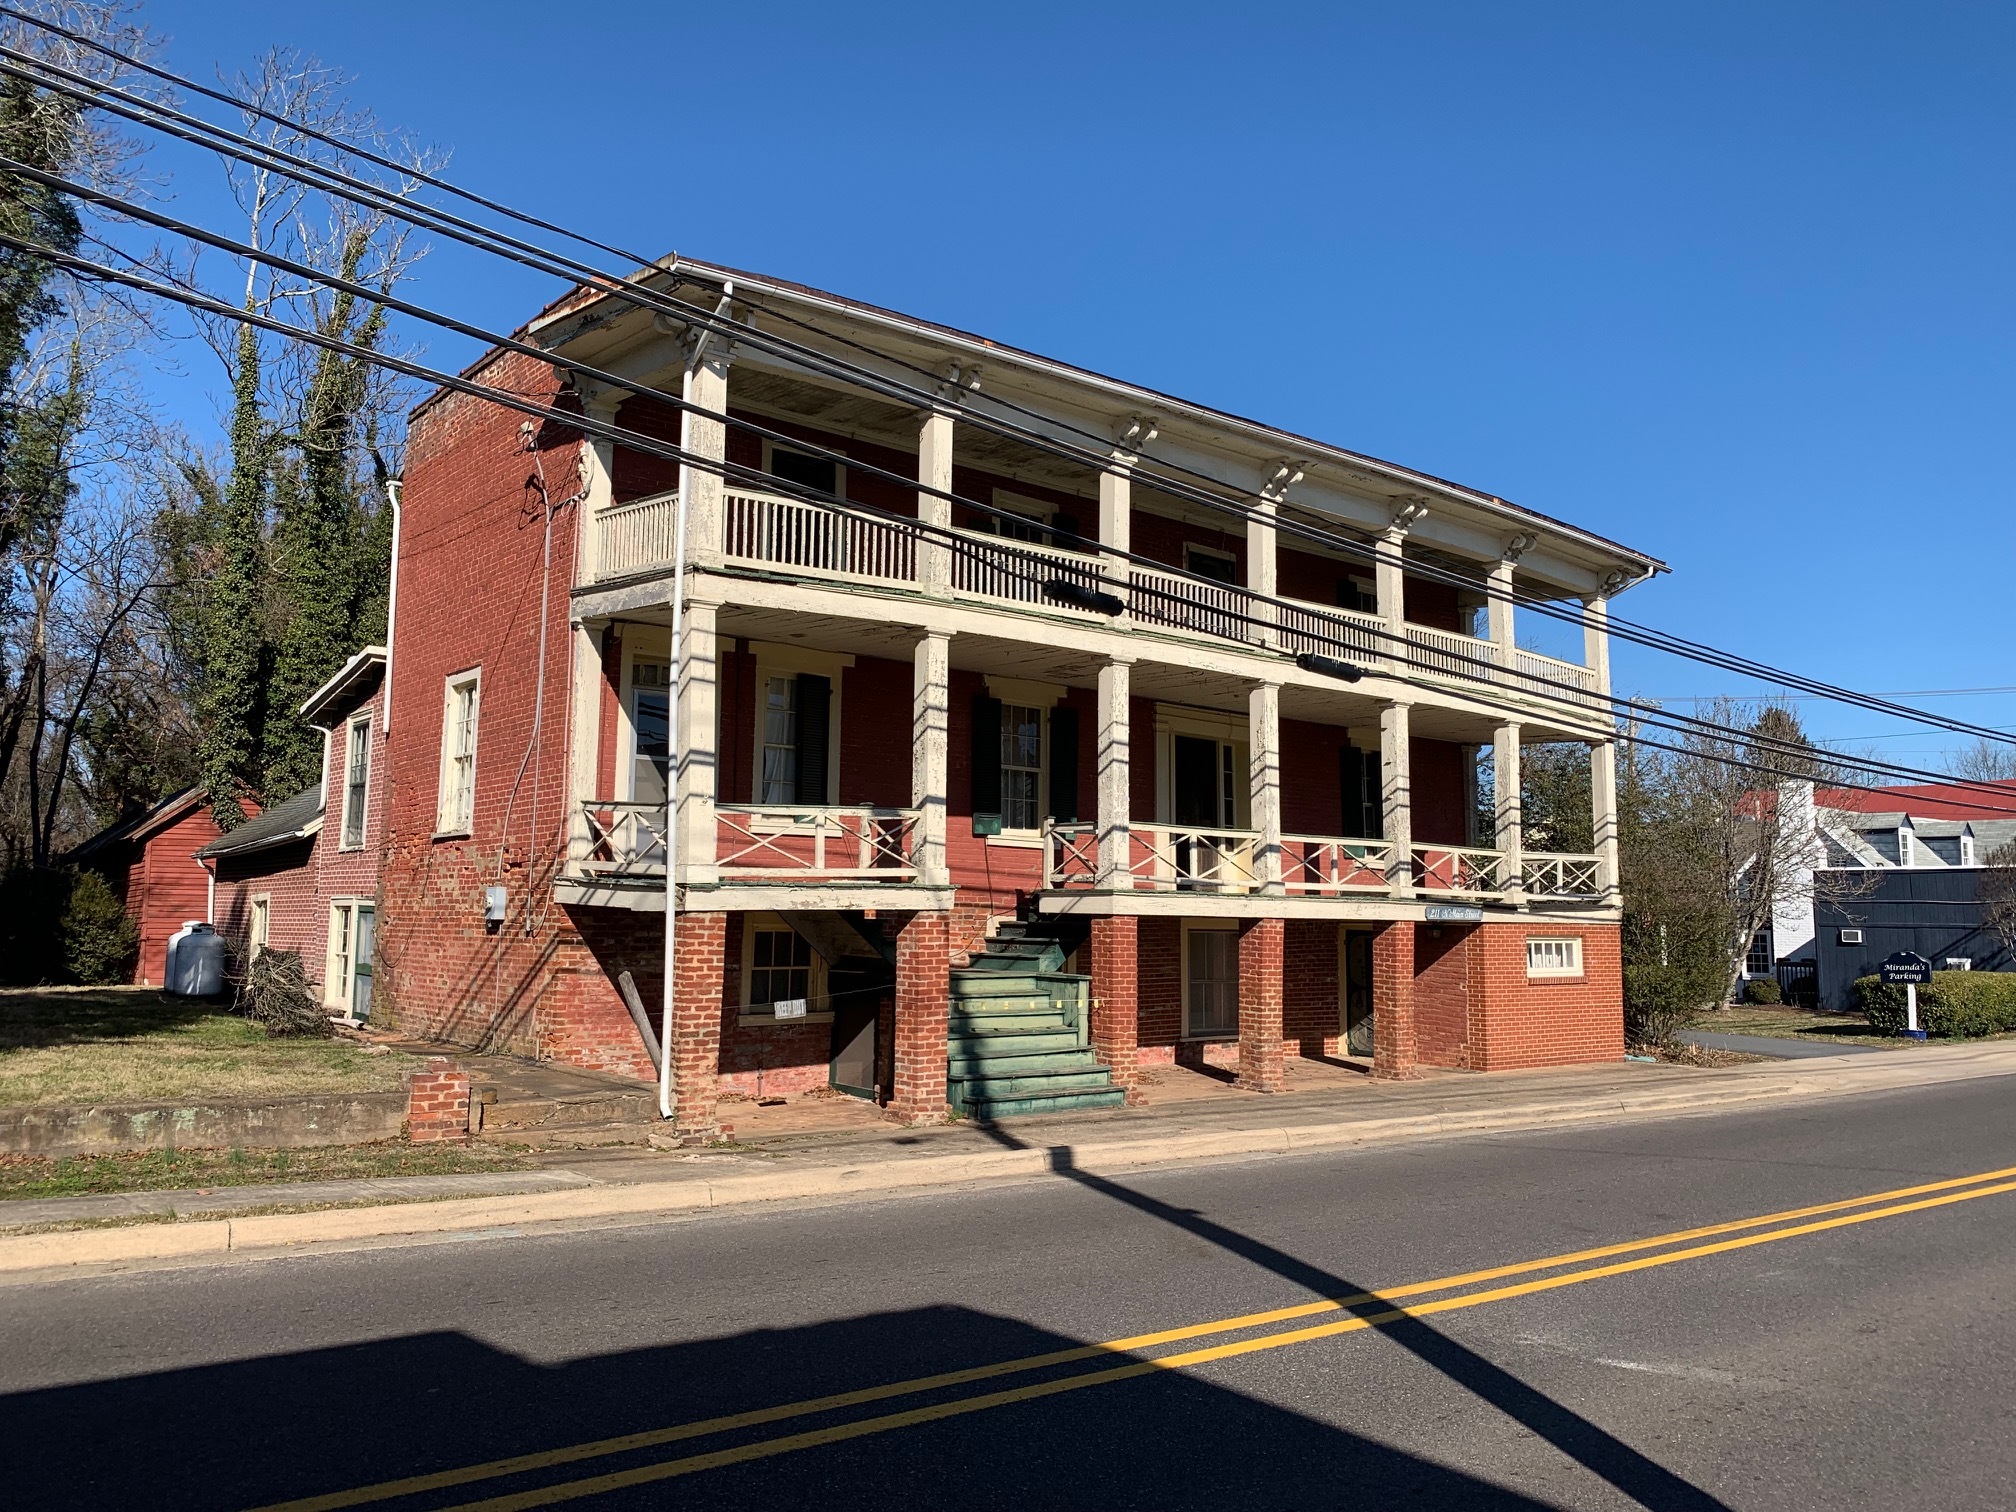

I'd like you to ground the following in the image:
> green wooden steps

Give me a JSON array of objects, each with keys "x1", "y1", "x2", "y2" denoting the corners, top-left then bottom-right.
[{"x1": 947, "y1": 920, "x2": 1125, "y2": 1120}]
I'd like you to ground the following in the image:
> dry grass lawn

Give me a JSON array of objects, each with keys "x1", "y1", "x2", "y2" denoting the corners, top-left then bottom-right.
[
  {"x1": 1705, "y1": 1005, "x2": 1906, "y2": 1049},
  {"x1": 0, "y1": 1140, "x2": 538, "y2": 1202},
  {"x1": 0, "y1": 987, "x2": 412, "y2": 1107}
]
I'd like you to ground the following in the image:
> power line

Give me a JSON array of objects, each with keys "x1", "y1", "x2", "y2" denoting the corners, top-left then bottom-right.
[
  {"x1": 19, "y1": 229, "x2": 2016, "y2": 824},
  {"x1": 5, "y1": 27, "x2": 2013, "y2": 756}
]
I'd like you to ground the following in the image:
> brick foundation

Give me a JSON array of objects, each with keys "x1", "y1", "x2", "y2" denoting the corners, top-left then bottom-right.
[
  {"x1": 407, "y1": 1057, "x2": 471, "y2": 1142},
  {"x1": 1090, "y1": 916, "x2": 1142, "y2": 1102},
  {"x1": 672, "y1": 911, "x2": 726, "y2": 1138},
  {"x1": 890, "y1": 911, "x2": 951, "y2": 1125},
  {"x1": 1372, "y1": 920, "x2": 1419, "y2": 1080},
  {"x1": 1235, "y1": 917, "x2": 1286, "y2": 1092}
]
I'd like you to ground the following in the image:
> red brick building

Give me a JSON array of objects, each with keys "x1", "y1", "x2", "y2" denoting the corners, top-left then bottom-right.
[
  {"x1": 379, "y1": 260, "x2": 1659, "y2": 1131},
  {"x1": 201, "y1": 649, "x2": 389, "y2": 1021}
]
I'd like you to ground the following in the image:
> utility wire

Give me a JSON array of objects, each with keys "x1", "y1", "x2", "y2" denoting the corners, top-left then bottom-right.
[
  {"x1": 6, "y1": 31, "x2": 2012, "y2": 754},
  {"x1": 13, "y1": 168, "x2": 2007, "y2": 806},
  {"x1": 18, "y1": 228, "x2": 2016, "y2": 824}
]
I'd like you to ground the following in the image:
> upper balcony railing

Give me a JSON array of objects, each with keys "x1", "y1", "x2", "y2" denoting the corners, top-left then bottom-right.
[{"x1": 590, "y1": 488, "x2": 1600, "y2": 710}]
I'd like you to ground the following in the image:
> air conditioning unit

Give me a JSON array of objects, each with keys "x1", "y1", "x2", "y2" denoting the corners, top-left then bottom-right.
[{"x1": 1838, "y1": 928, "x2": 1863, "y2": 945}]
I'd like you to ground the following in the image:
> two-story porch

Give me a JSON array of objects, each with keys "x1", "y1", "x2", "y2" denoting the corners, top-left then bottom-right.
[{"x1": 515, "y1": 258, "x2": 1650, "y2": 1132}]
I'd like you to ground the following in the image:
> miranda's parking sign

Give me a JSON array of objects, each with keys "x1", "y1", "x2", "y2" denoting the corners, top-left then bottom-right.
[{"x1": 1879, "y1": 951, "x2": 1932, "y2": 985}]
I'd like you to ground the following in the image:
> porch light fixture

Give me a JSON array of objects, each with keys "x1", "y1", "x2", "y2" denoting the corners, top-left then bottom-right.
[
  {"x1": 1295, "y1": 652, "x2": 1365, "y2": 682},
  {"x1": 1044, "y1": 578, "x2": 1126, "y2": 616}
]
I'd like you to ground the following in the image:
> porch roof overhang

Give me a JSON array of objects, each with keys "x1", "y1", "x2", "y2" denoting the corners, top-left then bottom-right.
[{"x1": 511, "y1": 255, "x2": 1665, "y2": 600}]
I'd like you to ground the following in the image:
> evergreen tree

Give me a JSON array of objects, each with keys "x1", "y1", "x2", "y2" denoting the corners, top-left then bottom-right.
[{"x1": 197, "y1": 321, "x2": 273, "y2": 828}]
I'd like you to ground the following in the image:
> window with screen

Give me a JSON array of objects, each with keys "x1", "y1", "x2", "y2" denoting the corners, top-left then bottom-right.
[
  {"x1": 341, "y1": 716, "x2": 371, "y2": 849},
  {"x1": 1001, "y1": 704, "x2": 1043, "y2": 830},
  {"x1": 1526, "y1": 937, "x2": 1583, "y2": 977}
]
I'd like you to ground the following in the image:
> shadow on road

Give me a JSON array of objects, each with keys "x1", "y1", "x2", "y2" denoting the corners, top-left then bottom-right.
[
  {"x1": 974, "y1": 1121, "x2": 1733, "y2": 1512},
  {"x1": 8, "y1": 1301, "x2": 1559, "y2": 1511}
]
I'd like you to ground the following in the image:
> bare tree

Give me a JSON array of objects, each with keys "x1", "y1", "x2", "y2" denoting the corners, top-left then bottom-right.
[
  {"x1": 1947, "y1": 738, "x2": 2016, "y2": 784},
  {"x1": 1982, "y1": 842, "x2": 2016, "y2": 962}
]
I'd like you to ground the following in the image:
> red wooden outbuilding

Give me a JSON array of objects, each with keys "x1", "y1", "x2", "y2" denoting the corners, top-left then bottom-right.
[{"x1": 69, "y1": 788, "x2": 224, "y2": 988}]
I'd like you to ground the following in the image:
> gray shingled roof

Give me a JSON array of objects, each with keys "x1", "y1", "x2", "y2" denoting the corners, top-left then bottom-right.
[{"x1": 194, "y1": 785, "x2": 323, "y2": 859}]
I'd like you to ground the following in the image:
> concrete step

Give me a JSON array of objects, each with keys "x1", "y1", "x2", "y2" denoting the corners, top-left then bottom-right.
[
  {"x1": 953, "y1": 1068, "x2": 1117, "y2": 1099},
  {"x1": 958, "y1": 1086, "x2": 1129, "y2": 1120},
  {"x1": 480, "y1": 1090, "x2": 655, "y2": 1131}
]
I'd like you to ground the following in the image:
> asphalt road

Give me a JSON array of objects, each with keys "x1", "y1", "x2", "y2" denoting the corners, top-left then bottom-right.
[{"x1": 8, "y1": 1077, "x2": 2016, "y2": 1511}]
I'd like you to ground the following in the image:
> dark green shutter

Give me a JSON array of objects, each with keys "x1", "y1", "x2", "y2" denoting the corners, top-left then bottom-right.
[
  {"x1": 1048, "y1": 705, "x2": 1080, "y2": 822},
  {"x1": 971, "y1": 694, "x2": 1003, "y2": 816},
  {"x1": 1342, "y1": 746, "x2": 1383, "y2": 838},
  {"x1": 794, "y1": 673, "x2": 831, "y2": 804}
]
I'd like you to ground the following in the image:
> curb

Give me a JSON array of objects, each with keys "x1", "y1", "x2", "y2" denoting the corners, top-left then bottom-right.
[{"x1": 0, "y1": 1056, "x2": 2003, "y2": 1279}]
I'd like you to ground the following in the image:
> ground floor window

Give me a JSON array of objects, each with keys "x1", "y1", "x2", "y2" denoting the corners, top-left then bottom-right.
[
  {"x1": 248, "y1": 895, "x2": 270, "y2": 955},
  {"x1": 742, "y1": 915, "x2": 824, "y2": 1022},
  {"x1": 1184, "y1": 924, "x2": 1239, "y2": 1037},
  {"x1": 1526, "y1": 936, "x2": 1583, "y2": 978},
  {"x1": 1744, "y1": 931, "x2": 1772, "y2": 975}
]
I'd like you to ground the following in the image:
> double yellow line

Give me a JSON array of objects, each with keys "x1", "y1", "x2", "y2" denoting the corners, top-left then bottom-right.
[{"x1": 259, "y1": 1161, "x2": 2016, "y2": 1512}]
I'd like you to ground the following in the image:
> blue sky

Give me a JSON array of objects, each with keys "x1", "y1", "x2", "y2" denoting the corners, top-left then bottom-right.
[{"x1": 136, "y1": 0, "x2": 2015, "y2": 769}]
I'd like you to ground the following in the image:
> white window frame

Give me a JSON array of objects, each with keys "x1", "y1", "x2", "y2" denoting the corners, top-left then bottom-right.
[
  {"x1": 339, "y1": 713, "x2": 372, "y2": 850},
  {"x1": 326, "y1": 899, "x2": 355, "y2": 1009},
  {"x1": 436, "y1": 668, "x2": 481, "y2": 836},
  {"x1": 761, "y1": 438, "x2": 846, "y2": 500},
  {"x1": 1153, "y1": 706, "x2": 1250, "y2": 830},
  {"x1": 1183, "y1": 542, "x2": 1239, "y2": 585},
  {"x1": 1945, "y1": 958, "x2": 1973, "y2": 971},
  {"x1": 1961, "y1": 835, "x2": 1977, "y2": 866},
  {"x1": 248, "y1": 894, "x2": 271, "y2": 955},
  {"x1": 984, "y1": 676, "x2": 1064, "y2": 842},
  {"x1": 1181, "y1": 920, "x2": 1240, "y2": 1039},
  {"x1": 621, "y1": 651, "x2": 672, "y2": 804},
  {"x1": 746, "y1": 642, "x2": 851, "y2": 808},
  {"x1": 1526, "y1": 936, "x2": 1584, "y2": 979},
  {"x1": 739, "y1": 912, "x2": 832, "y2": 1026}
]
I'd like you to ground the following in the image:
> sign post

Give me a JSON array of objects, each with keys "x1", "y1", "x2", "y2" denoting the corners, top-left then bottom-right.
[{"x1": 1879, "y1": 951, "x2": 1933, "y2": 1040}]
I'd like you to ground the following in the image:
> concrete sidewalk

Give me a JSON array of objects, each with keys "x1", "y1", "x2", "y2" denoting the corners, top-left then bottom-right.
[{"x1": 7, "y1": 1040, "x2": 2013, "y2": 1280}]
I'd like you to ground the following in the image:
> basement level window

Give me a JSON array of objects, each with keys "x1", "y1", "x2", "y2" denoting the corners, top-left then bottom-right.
[{"x1": 1526, "y1": 937, "x2": 1582, "y2": 978}]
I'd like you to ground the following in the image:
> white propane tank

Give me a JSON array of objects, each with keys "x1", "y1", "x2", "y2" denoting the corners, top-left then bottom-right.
[{"x1": 164, "y1": 920, "x2": 229, "y2": 997}]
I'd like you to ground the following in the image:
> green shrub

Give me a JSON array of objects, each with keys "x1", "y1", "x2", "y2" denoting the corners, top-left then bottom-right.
[
  {"x1": 1854, "y1": 972, "x2": 2016, "y2": 1037},
  {"x1": 60, "y1": 870, "x2": 139, "y2": 985},
  {"x1": 1743, "y1": 976, "x2": 1783, "y2": 1006},
  {"x1": 1624, "y1": 964, "x2": 1719, "y2": 1046}
]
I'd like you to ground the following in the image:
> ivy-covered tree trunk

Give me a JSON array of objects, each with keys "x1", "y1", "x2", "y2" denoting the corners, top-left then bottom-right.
[
  {"x1": 263, "y1": 231, "x2": 388, "y2": 797},
  {"x1": 197, "y1": 320, "x2": 271, "y2": 829}
]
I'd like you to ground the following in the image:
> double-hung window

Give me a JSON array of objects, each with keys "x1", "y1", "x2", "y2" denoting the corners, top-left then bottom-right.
[
  {"x1": 340, "y1": 715, "x2": 371, "y2": 849},
  {"x1": 747, "y1": 925, "x2": 813, "y2": 1013},
  {"x1": 1184, "y1": 924, "x2": 1239, "y2": 1037},
  {"x1": 1000, "y1": 704, "x2": 1043, "y2": 831},
  {"x1": 761, "y1": 676, "x2": 798, "y2": 803},
  {"x1": 438, "y1": 671, "x2": 480, "y2": 833}
]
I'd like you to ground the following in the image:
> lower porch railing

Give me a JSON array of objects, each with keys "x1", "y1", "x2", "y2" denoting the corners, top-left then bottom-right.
[{"x1": 572, "y1": 801, "x2": 920, "y2": 882}]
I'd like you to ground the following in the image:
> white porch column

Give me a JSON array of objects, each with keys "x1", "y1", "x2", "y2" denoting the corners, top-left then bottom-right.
[
  {"x1": 1375, "y1": 500, "x2": 1426, "y2": 671},
  {"x1": 679, "y1": 340, "x2": 732, "y2": 572},
  {"x1": 1582, "y1": 591, "x2": 1613, "y2": 697},
  {"x1": 574, "y1": 386, "x2": 627, "y2": 589},
  {"x1": 1380, "y1": 699, "x2": 1414, "y2": 898},
  {"x1": 566, "y1": 619, "x2": 605, "y2": 869},
  {"x1": 912, "y1": 631, "x2": 951, "y2": 886},
  {"x1": 674, "y1": 598, "x2": 721, "y2": 886},
  {"x1": 917, "y1": 409, "x2": 954, "y2": 596},
  {"x1": 1583, "y1": 593, "x2": 1621, "y2": 901},
  {"x1": 1099, "y1": 464, "x2": 1132, "y2": 621},
  {"x1": 1494, "y1": 720, "x2": 1527, "y2": 905},
  {"x1": 1249, "y1": 680, "x2": 1282, "y2": 894},
  {"x1": 1097, "y1": 657, "x2": 1134, "y2": 888}
]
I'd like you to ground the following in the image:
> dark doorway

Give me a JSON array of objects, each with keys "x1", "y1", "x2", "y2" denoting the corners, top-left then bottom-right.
[
  {"x1": 1173, "y1": 735, "x2": 1223, "y2": 827},
  {"x1": 1343, "y1": 929, "x2": 1375, "y2": 1057}
]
